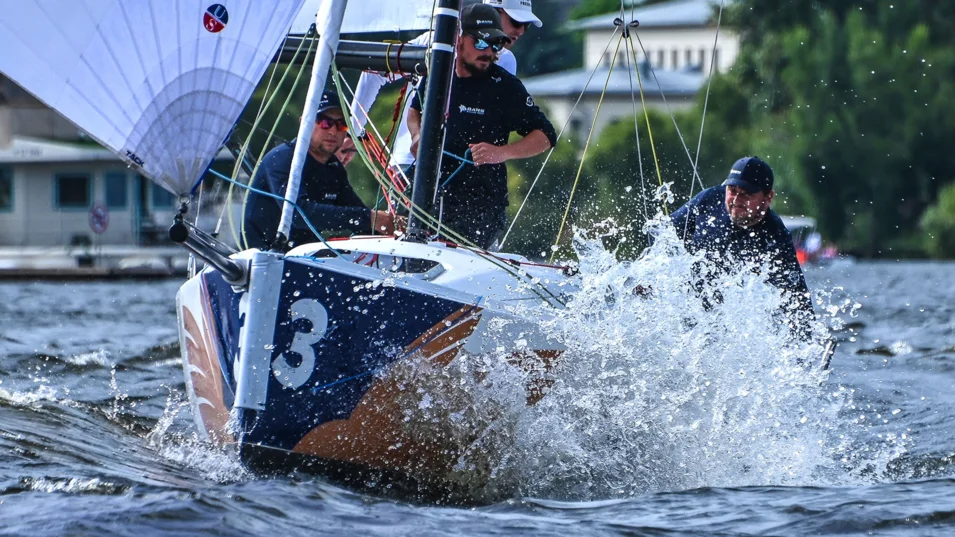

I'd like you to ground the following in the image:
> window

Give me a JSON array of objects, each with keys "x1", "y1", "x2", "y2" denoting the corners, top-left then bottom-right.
[
  {"x1": 656, "y1": 49, "x2": 665, "y2": 68},
  {"x1": 685, "y1": 48, "x2": 693, "y2": 66},
  {"x1": 105, "y1": 172, "x2": 127, "y2": 209},
  {"x1": 700, "y1": 48, "x2": 707, "y2": 67},
  {"x1": 55, "y1": 174, "x2": 91, "y2": 209},
  {"x1": 0, "y1": 167, "x2": 11, "y2": 211},
  {"x1": 151, "y1": 182, "x2": 176, "y2": 208},
  {"x1": 713, "y1": 48, "x2": 721, "y2": 72},
  {"x1": 671, "y1": 49, "x2": 679, "y2": 69}
]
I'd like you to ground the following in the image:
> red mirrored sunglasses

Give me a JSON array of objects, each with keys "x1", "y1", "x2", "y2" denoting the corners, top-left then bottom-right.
[{"x1": 317, "y1": 116, "x2": 348, "y2": 132}]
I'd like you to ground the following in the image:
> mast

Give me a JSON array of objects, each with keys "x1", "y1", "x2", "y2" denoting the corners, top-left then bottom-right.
[
  {"x1": 275, "y1": 0, "x2": 349, "y2": 248},
  {"x1": 404, "y1": 0, "x2": 462, "y2": 242}
]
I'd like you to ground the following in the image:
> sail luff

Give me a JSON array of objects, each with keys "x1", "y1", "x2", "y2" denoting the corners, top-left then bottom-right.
[{"x1": 276, "y1": 0, "x2": 349, "y2": 245}]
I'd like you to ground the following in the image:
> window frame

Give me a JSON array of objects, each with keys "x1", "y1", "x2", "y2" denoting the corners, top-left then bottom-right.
[
  {"x1": 0, "y1": 166, "x2": 12, "y2": 212},
  {"x1": 151, "y1": 181, "x2": 176, "y2": 209},
  {"x1": 54, "y1": 172, "x2": 93, "y2": 211},
  {"x1": 104, "y1": 171, "x2": 128, "y2": 209}
]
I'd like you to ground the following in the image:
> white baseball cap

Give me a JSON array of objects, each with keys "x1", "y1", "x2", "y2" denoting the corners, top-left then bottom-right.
[{"x1": 483, "y1": 0, "x2": 543, "y2": 28}]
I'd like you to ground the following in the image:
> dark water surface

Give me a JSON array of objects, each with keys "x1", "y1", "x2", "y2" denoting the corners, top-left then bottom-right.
[{"x1": 1, "y1": 261, "x2": 953, "y2": 536}]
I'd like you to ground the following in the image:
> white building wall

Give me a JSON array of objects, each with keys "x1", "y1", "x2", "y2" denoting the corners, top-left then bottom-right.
[
  {"x1": 1, "y1": 163, "x2": 142, "y2": 247},
  {"x1": 584, "y1": 27, "x2": 739, "y2": 73},
  {"x1": 540, "y1": 94, "x2": 697, "y2": 142}
]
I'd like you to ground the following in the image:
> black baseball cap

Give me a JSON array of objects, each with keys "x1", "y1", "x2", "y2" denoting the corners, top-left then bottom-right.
[
  {"x1": 314, "y1": 92, "x2": 342, "y2": 121},
  {"x1": 722, "y1": 156, "x2": 774, "y2": 193},
  {"x1": 461, "y1": 3, "x2": 510, "y2": 43}
]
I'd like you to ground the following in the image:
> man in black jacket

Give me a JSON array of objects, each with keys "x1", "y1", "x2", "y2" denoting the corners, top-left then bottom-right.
[
  {"x1": 242, "y1": 92, "x2": 397, "y2": 249},
  {"x1": 671, "y1": 156, "x2": 814, "y2": 338},
  {"x1": 407, "y1": 4, "x2": 557, "y2": 250}
]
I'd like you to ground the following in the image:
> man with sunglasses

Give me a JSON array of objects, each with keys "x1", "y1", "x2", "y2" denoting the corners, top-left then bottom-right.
[
  {"x1": 482, "y1": 0, "x2": 542, "y2": 76},
  {"x1": 407, "y1": 4, "x2": 556, "y2": 250},
  {"x1": 347, "y1": 1, "x2": 541, "y2": 179},
  {"x1": 242, "y1": 92, "x2": 399, "y2": 250}
]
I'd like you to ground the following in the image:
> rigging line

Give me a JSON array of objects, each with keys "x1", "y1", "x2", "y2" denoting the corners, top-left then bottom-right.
[
  {"x1": 628, "y1": 33, "x2": 665, "y2": 206},
  {"x1": 499, "y1": 25, "x2": 623, "y2": 249},
  {"x1": 208, "y1": 169, "x2": 344, "y2": 259},
  {"x1": 218, "y1": 32, "x2": 313, "y2": 248},
  {"x1": 624, "y1": 31, "x2": 649, "y2": 222},
  {"x1": 333, "y1": 69, "x2": 566, "y2": 307},
  {"x1": 236, "y1": 35, "x2": 318, "y2": 251},
  {"x1": 630, "y1": 31, "x2": 704, "y2": 194},
  {"x1": 550, "y1": 35, "x2": 626, "y2": 264},
  {"x1": 687, "y1": 0, "x2": 725, "y2": 201}
]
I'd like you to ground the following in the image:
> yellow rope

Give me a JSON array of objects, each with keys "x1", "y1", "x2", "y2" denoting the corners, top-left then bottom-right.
[
  {"x1": 627, "y1": 33, "x2": 667, "y2": 215},
  {"x1": 234, "y1": 35, "x2": 317, "y2": 250},
  {"x1": 549, "y1": 36, "x2": 624, "y2": 263},
  {"x1": 330, "y1": 69, "x2": 565, "y2": 306}
]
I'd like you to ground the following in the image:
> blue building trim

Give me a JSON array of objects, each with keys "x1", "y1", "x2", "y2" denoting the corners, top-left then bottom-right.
[{"x1": 104, "y1": 170, "x2": 129, "y2": 210}]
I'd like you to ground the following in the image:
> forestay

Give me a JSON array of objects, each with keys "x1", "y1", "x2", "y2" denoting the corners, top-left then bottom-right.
[
  {"x1": 0, "y1": 0, "x2": 305, "y2": 196},
  {"x1": 291, "y1": 0, "x2": 435, "y2": 34}
]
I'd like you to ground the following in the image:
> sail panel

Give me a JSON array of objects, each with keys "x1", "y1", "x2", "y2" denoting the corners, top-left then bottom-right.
[
  {"x1": 0, "y1": 0, "x2": 306, "y2": 195},
  {"x1": 291, "y1": 0, "x2": 435, "y2": 35}
]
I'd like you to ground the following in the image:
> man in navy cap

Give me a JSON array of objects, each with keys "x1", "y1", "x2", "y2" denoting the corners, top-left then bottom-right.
[
  {"x1": 671, "y1": 156, "x2": 814, "y2": 337},
  {"x1": 242, "y1": 92, "x2": 399, "y2": 250}
]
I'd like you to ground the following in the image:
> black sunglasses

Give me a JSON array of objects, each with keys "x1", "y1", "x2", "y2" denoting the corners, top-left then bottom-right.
[{"x1": 472, "y1": 37, "x2": 506, "y2": 53}]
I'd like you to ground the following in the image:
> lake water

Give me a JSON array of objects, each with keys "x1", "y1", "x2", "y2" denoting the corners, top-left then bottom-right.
[{"x1": 1, "y1": 259, "x2": 953, "y2": 536}]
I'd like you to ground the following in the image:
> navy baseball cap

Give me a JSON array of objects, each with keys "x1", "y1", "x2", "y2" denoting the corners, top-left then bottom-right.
[
  {"x1": 314, "y1": 92, "x2": 342, "y2": 120},
  {"x1": 722, "y1": 156, "x2": 774, "y2": 193},
  {"x1": 461, "y1": 3, "x2": 510, "y2": 43}
]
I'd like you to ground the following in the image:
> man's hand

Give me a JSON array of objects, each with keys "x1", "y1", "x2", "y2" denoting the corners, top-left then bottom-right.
[
  {"x1": 468, "y1": 142, "x2": 508, "y2": 166},
  {"x1": 371, "y1": 210, "x2": 407, "y2": 235},
  {"x1": 410, "y1": 135, "x2": 420, "y2": 158},
  {"x1": 336, "y1": 137, "x2": 357, "y2": 167}
]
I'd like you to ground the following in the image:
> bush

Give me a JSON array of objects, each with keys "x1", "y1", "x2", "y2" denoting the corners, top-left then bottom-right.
[{"x1": 921, "y1": 182, "x2": 955, "y2": 259}]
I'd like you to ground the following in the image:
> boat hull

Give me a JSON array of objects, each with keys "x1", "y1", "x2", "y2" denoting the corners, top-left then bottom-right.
[{"x1": 177, "y1": 239, "x2": 566, "y2": 500}]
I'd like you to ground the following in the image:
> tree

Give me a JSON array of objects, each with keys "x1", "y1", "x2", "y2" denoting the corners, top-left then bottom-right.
[{"x1": 921, "y1": 182, "x2": 955, "y2": 258}]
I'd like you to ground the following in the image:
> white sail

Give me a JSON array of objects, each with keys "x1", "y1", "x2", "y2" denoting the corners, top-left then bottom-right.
[
  {"x1": 291, "y1": 0, "x2": 434, "y2": 35},
  {"x1": 0, "y1": 0, "x2": 306, "y2": 196}
]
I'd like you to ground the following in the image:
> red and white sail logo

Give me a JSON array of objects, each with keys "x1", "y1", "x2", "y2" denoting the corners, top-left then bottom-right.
[{"x1": 203, "y1": 4, "x2": 229, "y2": 33}]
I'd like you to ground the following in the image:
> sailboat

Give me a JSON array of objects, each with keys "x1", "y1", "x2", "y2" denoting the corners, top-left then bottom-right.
[{"x1": 0, "y1": 0, "x2": 571, "y2": 500}]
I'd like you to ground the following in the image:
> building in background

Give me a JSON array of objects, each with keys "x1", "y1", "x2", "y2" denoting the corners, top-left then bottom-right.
[
  {"x1": 522, "y1": 0, "x2": 739, "y2": 139},
  {"x1": 0, "y1": 74, "x2": 234, "y2": 275},
  {"x1": 0, "y1": 137, "x2": 199, "y2": 248}
]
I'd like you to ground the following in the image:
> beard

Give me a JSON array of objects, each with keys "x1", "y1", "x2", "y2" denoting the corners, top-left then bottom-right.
[
  {"x1": 461, "y1": 55, "x2": 494, "y2": 76},
  {"x1": 727, "y1": 205, "x2": 767, "y2": 227}
]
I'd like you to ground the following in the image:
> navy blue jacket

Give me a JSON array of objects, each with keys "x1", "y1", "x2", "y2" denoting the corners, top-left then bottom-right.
[
  {"x1": 671, "y1": 186, "x2": 814, "y2": 334},
  {"x1": 242, "y1": 141, "x2": 370, "y2": 249}
]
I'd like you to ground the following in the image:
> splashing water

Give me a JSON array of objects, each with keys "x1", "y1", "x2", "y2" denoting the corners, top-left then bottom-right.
[{"x1": 403, "y1": 217, "x2": 907, "y2": 501}]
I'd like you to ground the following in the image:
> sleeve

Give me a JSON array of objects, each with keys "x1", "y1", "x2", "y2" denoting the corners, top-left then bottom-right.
[
  {"x1": 767, "y1": 228, "x2": 815, "y2": 340},
  {"x1": 497, "y1": 48, "x2": 517, "y2": 75},
  {"x1": 296, "y1": 169, "x2": 371, "y2": 235},
  {"x1": 351, "y1": 71, "x2": 389, "y2": 131},
  {"x1": 670, "y1": 190, "x2": 703, "y2": 246},
  {"x1": 509, "y1": 79, "x2": 557, "y2": 147},
  {"x1": 295, "y1": 201, "x2": 371, "y2": 235}
]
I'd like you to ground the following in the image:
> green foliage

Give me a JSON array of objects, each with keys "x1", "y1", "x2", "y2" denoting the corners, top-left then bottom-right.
[
  {"x1": 510, "y1": 0, "x2": 583, "y2": 77},
  {"x1": 921, "y1": 182, "x2": 955, "y2": 258},
  {"x1": 725, "y1": 0, "x2": 955, "y2": 257},
  {"x1": 568, "y1": 0, "x2": 625, "y2": 21}
]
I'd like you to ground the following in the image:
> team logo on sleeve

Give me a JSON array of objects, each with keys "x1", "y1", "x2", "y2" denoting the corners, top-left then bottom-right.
[
  {"x1": 526, "y1": 96, "x2": 535, "y2": 107},
  {"x1": 204, "y1": 4, "x2": 229, "y2": 33}
]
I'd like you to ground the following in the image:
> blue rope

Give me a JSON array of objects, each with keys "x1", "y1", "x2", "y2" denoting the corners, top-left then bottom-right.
[
  {"x1": 440, "y1": 149, "x2": 474, "y2": 191},
  {"x1": 207, "y1": 169, "x2": 344, "y2": 259}
]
